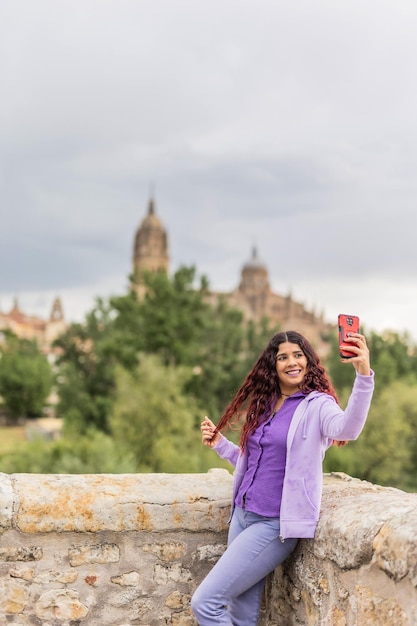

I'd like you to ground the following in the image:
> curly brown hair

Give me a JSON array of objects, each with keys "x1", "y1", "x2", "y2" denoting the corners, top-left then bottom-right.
[{"x1": 215, "y1": 330, "x2": 342, "y2": 450}]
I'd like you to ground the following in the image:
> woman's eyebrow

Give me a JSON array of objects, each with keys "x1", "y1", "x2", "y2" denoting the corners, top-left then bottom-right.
[{"x1": 277, "y1": 350, "x2": 302, "y2": 356}]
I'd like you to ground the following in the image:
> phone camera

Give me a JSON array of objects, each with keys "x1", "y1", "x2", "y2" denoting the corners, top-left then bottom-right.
[{"x1": 346, "y1": 317, "x2": 353, "y2": 326}]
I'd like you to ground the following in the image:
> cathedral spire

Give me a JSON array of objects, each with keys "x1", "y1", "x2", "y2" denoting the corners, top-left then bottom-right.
[
  {"x1": 132, "y1": 197, "x2": 170, "y2": 298},
  {"x1": 148, "y1": 196, "x2": 155, "y2": 216},
  {"x1": 148, "y1": 182, "x2": 156, "y2": 215}
]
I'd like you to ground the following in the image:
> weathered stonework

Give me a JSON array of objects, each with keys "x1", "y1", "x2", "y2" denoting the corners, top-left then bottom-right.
[
  {"x1": 262, "y1": 473, "x2": 417, "y2": 625},
  {"x1": 0, "y1": 470, "x2": 416, "y2": 625},
  {"x1": 0, "y1": 469, "x2": 232, "y2": 626}
]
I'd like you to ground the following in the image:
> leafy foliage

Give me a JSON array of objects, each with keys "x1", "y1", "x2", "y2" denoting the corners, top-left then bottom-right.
[
  {"x1": 0, "y1": 334, "x2": 53, "y2": 422},
  {"x1": 109, "y1": 356, "x2": 202, "y2": 472},
  {"x1": 9, "y1": 265, "x2": 416, "y2": 489},
  {"x1": 324, "y1": 329, "x2": 417, "y2": 491},
  {"x1": 0, "y1": 430, "x2": 137, "y2": 474},
  {"x1": 323, "y1": 381, "x2": 414, "y2": 487},
  {"x1": 327, "y1": 328, "x2": 417, "y2": 396},
  {"x1": 55, "y1": 266, "x2": 273, "y2": 435},
  {"x1": 54, "y1": 299, "x2": 120, "y2": 434}
]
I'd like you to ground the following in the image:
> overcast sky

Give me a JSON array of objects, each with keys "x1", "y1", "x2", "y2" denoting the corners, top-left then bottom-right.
[{"x1": 1, "y1": 0, "x2": 417, "y2": 340}]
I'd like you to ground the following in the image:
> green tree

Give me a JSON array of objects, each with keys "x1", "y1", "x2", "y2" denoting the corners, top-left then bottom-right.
[
  {"x1": 54, "y1": 265, "x2": 285, "y2": 440},
  {"x1": 55, "y1": 267, "x2": 216, "y2": 434},
  {"x1": 368, "y1": 330, "x2": 417, "y2": 388},
  {"x1": 0, "y1": 334, "x2": 53, "y2": 422},
  {"x1": 325, "y1": 332, "x2": 356, "y2": 393},
  {"x1": 326, "y1": 328, "x2": 417, "y2": 398},
  {"x1": 54, "y1": 299, "x2": 119, "y2": 434},
  {"x1": 0, "y1": 430, "x2": 137, "y2": 474},
  {"x1": 113, "y1": 265, "x2": 212, "y2": 366},
  {"x1": 112, "y1": 270, "x2": 275, "y2": 420},
  {"x1": 187, "y1": 311, "x2": 276, "y2": 420},
  {"x1": 392, "y1": 381, "x2": 417, "y2": 490},
  {"x1": 109, "y1": 355, "x2": 211, "y2": 472},
  {"x1": 323, "y1": 380, "x2": 416, "y2": 490}
]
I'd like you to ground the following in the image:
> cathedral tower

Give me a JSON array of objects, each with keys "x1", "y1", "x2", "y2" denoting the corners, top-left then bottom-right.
[
  {"x1": 238, "y1": 247, "x2": 270, "y2": 296},
  {"x1": 132, "y1": 197, "x2": 169, "y2": 298},
  {"x1": 49, "y1": 297, "x2": 64, "y2": 322},
  {"x1": 232, "y1": 247, "x2": 271, "y2": 318}
]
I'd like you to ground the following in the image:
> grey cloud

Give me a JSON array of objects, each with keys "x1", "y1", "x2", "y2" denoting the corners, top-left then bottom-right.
[{"x1": 2, "y1": 0, "x2": 417, "y2": 337}]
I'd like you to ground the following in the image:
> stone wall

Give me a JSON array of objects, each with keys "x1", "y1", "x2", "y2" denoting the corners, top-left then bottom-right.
[
  {"x1": 263, "y1": 473, "x2": 417, "y2": 625},
  {"x1": 0, "y1": 470, "x2": 416, "y2": 625}
]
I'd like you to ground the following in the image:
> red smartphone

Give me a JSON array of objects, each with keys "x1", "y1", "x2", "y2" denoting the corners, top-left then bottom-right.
[{"x1": 338, "y1": 314, "x2": 360, "y2": 358}]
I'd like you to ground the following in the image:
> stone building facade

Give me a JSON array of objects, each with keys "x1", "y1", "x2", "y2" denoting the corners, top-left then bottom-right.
[
  {"x1": 0, "y1": 297, "x2": 67, "y2": 356},
  {"x1": 132, "y1": 198, "x2": 334, "y2": 354}
]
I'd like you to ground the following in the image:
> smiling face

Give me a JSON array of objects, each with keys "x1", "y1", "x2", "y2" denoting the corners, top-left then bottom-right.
[{"x1": 275, "y1": 341, "x2": 308, "y2": 395}]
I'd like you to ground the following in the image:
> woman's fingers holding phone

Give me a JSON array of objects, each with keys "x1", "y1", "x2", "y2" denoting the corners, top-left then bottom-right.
[{"x1": 341, "y1": 333, "x2": 371, "y2": 375}]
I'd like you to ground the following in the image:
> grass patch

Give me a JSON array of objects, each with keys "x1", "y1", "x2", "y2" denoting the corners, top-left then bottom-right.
[{"x1": 0, "y1": 425, "x2": 27, "y2": 454}]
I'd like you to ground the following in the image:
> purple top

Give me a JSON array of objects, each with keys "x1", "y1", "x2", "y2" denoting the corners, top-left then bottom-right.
[
  {"x1": 214, "y1": 371, "x2": 375, "y2": 538},
  {"x1": 235, "y1": 391, "x2": 305, "y2": 517}
]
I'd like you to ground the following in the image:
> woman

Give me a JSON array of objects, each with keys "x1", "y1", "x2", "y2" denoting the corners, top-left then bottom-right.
[{"x1": 191, "y1": 329, "x2": 374, "y2": 626}]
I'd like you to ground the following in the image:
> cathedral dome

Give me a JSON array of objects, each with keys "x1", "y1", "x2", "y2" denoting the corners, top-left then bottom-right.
[
  {"x1": 239, "y1": 247, "x2": 270, "y2": 294},
  {"x1": 243, "y1": 247, "x2": 267, "y2": 271}
]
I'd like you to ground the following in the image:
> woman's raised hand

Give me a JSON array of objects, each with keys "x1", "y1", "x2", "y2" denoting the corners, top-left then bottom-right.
[
  {"x1": 341, "y1": 333, "x2": 371, "y2": 376},
  {"x1": 200, "y1": 417, "x2": 221, "y2": 448}
]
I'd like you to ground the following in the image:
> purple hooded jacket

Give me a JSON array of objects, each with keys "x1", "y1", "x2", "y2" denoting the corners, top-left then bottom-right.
[{"x1": 213, "y1": 370, "x2": 375, "y2": 540}]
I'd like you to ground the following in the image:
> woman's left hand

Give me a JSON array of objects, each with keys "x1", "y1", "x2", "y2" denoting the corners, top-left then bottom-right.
[{"x1": 340, "y1": 332, "x2": 371, "y2": 375}]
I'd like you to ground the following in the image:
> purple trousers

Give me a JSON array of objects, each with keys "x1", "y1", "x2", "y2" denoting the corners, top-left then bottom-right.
[{"x1": 191, "y1": 506, "x2": 298, "y2": 625}]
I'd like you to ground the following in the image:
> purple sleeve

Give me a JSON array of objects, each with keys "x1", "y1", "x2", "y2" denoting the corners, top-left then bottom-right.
[
  {"x1": 213, "y1": 434, "x2": 241, "y2": 467},
  {"x1": 319, "y1": 370, "x2": 375, "y2": 441}
]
